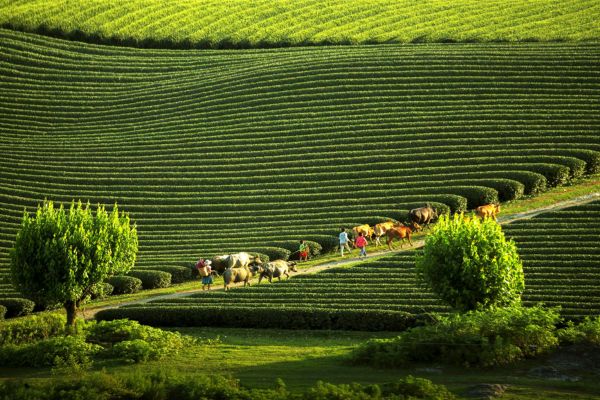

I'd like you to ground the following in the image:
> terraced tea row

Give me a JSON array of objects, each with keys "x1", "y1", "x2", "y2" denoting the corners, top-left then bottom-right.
[
  {"x1": 1, "y1": 0, "x2": 598, "y2": 48},
  {"x1": 0, "y1": 30, "x2": 599, "y2": 306},
  {"x1": 96, "y1": 200, "x2": 600, "y2": 329}
]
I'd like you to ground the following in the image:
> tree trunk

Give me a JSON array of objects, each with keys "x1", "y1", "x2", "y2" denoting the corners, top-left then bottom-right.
[{"x1": 65, "y1": 300, "x2": 77, "y2": 331}]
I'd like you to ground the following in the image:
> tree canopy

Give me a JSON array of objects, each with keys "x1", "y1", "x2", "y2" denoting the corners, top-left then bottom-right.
[
  {"x1": 10, "y1": 200, "x2": 138, "y2": 326},
  {"x1": 416, "y1": 213, "x2": 524, "y2": 311}
]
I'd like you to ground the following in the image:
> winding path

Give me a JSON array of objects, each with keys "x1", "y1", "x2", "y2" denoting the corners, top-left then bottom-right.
[{"x1": 82, "y1": 192, "x2": 599, "y2": 320}]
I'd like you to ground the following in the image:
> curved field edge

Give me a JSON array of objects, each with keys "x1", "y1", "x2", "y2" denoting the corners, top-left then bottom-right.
[{"x1": 0, "y1": 0, "x2": 598, "y2": 49}]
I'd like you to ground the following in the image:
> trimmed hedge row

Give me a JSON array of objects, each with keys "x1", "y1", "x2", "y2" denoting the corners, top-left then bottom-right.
[
  {"x1": 106, "y1": 276, "x2": 143, "y2": 295},
  {"x1": 0, "y1": 297, "x2": 35, "y2": 318},
  {"x1": 0, "y1": 305, "x2": 5, "y2": 320},
  {"x1": 138, "y1": 266, "x2": 192, "y2": 283},
  {"x1": 95, "y1": 305, "x2": 421, "y2": 331},
  {"x1": 127, "y1": 270, "x2": 172, "y2": 289}
]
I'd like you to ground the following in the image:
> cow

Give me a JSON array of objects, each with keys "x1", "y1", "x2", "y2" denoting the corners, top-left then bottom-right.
[
  {"x1": 476, "y1": 203, "x2": 501, "y2": 220},
  {"x1": 227, "y1": 252, "x2": 262, "y2": 269},
  {"x1": 386, "y1": 226, "x2": 413, "y2": 249},
  {"x1": 409, "y1": 204, "x2": 438, "y2": 229},
  {"x1": 352, "y1": 224, "x2": 374, "y2": 242},
  {"x1": 210, "y1": 255, "x2": 230, "y2": 274},
  {"x1": 256, "y1": 260, "x2": 298, "y2": 283},
  {"x1": 223, "y1": 266, "x2": 255, "y2": 291},
  {"x1": 373, "y1": 221, "x2": 398, "y2": 246}
]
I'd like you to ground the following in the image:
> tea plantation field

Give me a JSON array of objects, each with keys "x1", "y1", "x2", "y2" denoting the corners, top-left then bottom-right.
[
  {"x1": 97, "y1": 200, "x2": 600, "y2": 328},
  {"x1": 1, "y1": 0, "x2": 599, "y2": 48},
  {"x1": 0, "y1": 28, "x2": 599, "y2": 308}
]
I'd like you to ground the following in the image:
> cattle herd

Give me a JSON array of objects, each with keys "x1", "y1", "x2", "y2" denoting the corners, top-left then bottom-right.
[{"x1": 198, "y1": 203, "x2": 500, "y2": 290}]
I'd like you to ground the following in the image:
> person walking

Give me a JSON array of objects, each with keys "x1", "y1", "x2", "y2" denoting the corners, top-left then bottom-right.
[
  {"x1": 355, "y1": 232, "x2": 368, "y2": 258},
  {"x1": 298, "y1": 240, "x2": 309, "y2": 262},
  {"x1": 339, "y1": 227, "x2": 352, "y2": 256},
  {"x1": 196, "y1": 258, "x2": 213, "y2": 290}
]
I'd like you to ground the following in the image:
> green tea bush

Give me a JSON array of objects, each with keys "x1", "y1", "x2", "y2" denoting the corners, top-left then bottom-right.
[
  {"x1": 107, "y1": 275, "x2": 142, "y2": 294},
  {"x1": 86, "y1": 319, "x2": 187, "y2": 362},
  {"x1": 0, "y1": 305, "x2": 6, "y2": 320},
  {"x1": 416, "y1": 213, "x2": 525, "y2": 311},
  {"x1": 351, "y1": 305, "x2": 560, "y2": 368},
  {"x1": 0, "y1": 335, "x2": 101, "y2": 368},
  {"x1": 0, "y1": 298, "x2": 35, "y2": 318},
  {"x1": 0, "y1": 370, "x2": 455, "y2": 400},
  {"x1": 95, "y1": 307, "x2": 418, "y2": 331},
  {"x1": 557, "y1": 316, "x2": 600, "y2": 346},
  {"x1": 89, "y1": 282, "x2": 114, "y2": 300},
  {"x1": 127, "y1": 270, "x2": 171, "y2": 289},
  {"x1": 0, "y1": 313, "x2": 67, "y2": 346},
  {"x1": 139, "y1": 266, "x2": 192, "y2": 283},
  {"x1": 250, "y1": 247, "x2": 292, "y2": 261}
]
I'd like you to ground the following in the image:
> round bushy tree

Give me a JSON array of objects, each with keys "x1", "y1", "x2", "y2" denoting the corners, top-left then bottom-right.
[
  {"x1": 416, "y1": 213, "x2": 524, "y2": 311},
  {"x1": 10, "y1": 200, "x2": 138, "y2": 327}
]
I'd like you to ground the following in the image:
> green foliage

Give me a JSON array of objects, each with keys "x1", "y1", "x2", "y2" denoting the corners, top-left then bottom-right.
[
  {"x1": 1, "y1": 0, "x2": 598, "y2": 49},
  {"x1": 85, "y1": 319, "x2": 187, "y2": 362},
  {"x1": 0, "y1": 313, "x2": 67, "y2": 346},
  {"x1": 416, "y1": 213, "x2": 525, "y2": 311},
  {"x1": 0, "y1": 305, "x2": 6, "y2": 320},
  {"x1": 127, "y1": 270, "x2": 171, "y2": 289},
  {"x1": 139, "y1": 266, "x2": 192, "y2": 283},
  {"x1": 0, "y1": 370, "x2": 455, "y2": 400},
  {"x1": 0, "y1": 335, "x2": 101, "y2": 368},
  {"x1": 106, "y1": 275, "x2": 142, "y2": 295},
  {"x1": 0, "y1": 298, "x2": 35, "y2": 318},
  {"x1": 10, "y1": 200, "x2": 138, "y2": 325},
  {"x1": 557, "y1": 316, "x2": 600, "y2": 347},
  {"x1": 250, "y1": 247, "x2": 292, "y2": 261},
  {"x1": 351, "y1": 305, "x2": 560, "y2": 368},
  {"x1": 88, "y1": 282, "x2": 114, "y2": 300},
  {"x1": 95, "y1": 307, "x2": 418, "y2": 331}
]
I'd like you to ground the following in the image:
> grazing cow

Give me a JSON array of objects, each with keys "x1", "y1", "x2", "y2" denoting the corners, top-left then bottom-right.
[
  {"x1": 352, "y1": 224, "x2": 374, "y2": 242},
  {"x1": 386, "y1": 226, "x2": 413, "y2": 249},
  {"x1": 257, "y1": 260, "x2": 298, "y2": 283},
  {"x1": 228, "y1": 252, "x2": 262, "y2": 269},
  {"x1": 476, "y1": 203, "x2": 501, "y2": 220},
  {"x1": 223, "y1": 266, "x2": 255, "y2": 291},
  {"x1": 409, "y1": 204, "x2": 438, "y2": 229},
  {"x1": 373, "y1": 221, "x2": 398, "y2": 246},
  {"x1": 210, "y1": 255, "x2": 230, "y2": 274}
]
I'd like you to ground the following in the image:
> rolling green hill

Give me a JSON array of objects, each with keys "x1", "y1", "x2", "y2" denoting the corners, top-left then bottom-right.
[
  {"x1": 0, "y1": 0, "x2": 599, "y2": 48},
  {"x1": 96, "y1": 200, "x2": 600, "y2": 328},
  {"x1": 0, "y1": 28, "x2": 599, "y2": 306}
]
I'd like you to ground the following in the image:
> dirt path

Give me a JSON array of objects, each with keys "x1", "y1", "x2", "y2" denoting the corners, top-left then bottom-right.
[{"x1": 82, "y1": 192, "x2": 599, "y2": 320}]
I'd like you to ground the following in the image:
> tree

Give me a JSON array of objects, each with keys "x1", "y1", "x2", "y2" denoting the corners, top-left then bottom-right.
[
  {"x1": 10, "y1": 200, "x2": 138, "y2": 327},
  {"x1": 415, "y1": 213, "x2": 524, "y2": 311}
]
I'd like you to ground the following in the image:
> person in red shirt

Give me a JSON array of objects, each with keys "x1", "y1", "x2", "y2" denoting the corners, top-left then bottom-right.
[{"x1": 355, "y1": 232, "x2": 368, "y2": 258}]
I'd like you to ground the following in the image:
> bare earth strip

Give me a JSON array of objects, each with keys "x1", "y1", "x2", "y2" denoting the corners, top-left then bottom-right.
[{"x1": 82, "y1": 192, "x2": 599, "y2": 320}]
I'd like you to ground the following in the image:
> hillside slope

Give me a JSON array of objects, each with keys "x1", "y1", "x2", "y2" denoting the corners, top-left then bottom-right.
[
  {"x1": 0, "y1": 29, "x2": 599, "y2": 300},
  {"x1": 0, "y1": 0, "x2": 599, "y2": 48}
]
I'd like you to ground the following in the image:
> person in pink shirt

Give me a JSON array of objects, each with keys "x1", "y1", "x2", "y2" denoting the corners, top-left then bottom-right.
[{"x1": 355, "y1": 232, "x2": 368, "y2": 258}]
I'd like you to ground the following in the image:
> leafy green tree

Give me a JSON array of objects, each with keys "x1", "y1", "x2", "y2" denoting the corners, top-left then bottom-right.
[
  {"x1": 10, "y1": 200, "x2": 138, "y2": 327},
  {"x1": 416, "y1": 213, "x2": 524, "y2": 311}
]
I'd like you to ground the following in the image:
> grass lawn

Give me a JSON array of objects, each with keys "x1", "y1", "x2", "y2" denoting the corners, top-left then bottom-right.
[{"x1": 3, "y1": 327, "x2": 599, "y2": 399}]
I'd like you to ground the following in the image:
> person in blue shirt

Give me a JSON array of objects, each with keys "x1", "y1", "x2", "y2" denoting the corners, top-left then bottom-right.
[{"x1": 339, "y1": 227, "x2": 352, "y2": 257}]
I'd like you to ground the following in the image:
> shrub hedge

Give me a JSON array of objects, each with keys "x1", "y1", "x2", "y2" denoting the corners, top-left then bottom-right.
[
  {"x1": 127, "y1": 270, "x2": 172, "y2": 289},
  {"x1": 0, "y1": 305, "x2": 6, "y2": 320},
  {"x1": 95, "y1": 306, "x2": 420, "y2": 331},
  {"x1": 249, "y1": 246, "x2": 292, "y2": 261},
  {"x1": 138, "y1": 266, "x2": 192, "y2": 283},
  {"x1": 0, "y1": 297, "x2": 36, "y2": 318},
  {"x1": 107, "y1": 276, "x2": 143, "y2": 295}
]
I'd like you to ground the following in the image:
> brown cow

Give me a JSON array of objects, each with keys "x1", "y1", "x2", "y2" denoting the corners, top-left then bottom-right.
[
  {"x1": 476, "y1": 204, "x2": 501, "y2": 220},
  {"x1": 373, "y1": 221, "x2": 398, "y2": 246},
  {"x1": 409, "y1": 204, "x2": 438, "y2": 229},
  {"x1": 223, "y1": 266, "x2": 255, "y2": 291},
  {"x1": 386, "y1": 226, "x2": 413, "y2": 249},
  {"x1": 352, "y1": 224, "x2": 374, "y2": 241}
]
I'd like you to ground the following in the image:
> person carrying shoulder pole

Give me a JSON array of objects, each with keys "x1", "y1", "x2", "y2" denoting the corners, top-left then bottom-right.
[{"x1": 339, "y1": 227, "x2": 352, "y2": 257}]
